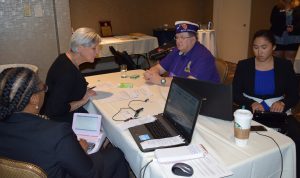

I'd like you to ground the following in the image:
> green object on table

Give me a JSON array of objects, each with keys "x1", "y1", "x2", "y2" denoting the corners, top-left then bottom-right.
[{"x1": 119, "y1": 83, "x2": 133, "y2": 88}]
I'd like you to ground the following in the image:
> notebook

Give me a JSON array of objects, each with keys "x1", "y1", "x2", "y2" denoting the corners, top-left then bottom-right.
[
  {"x1": 72, "y1": 113, "x2": 103, "y2": 154},
  {"x1": 173, "y1": 77, "x2": 233, "y2": 121},
  {"x1": 253, "y1": 111, "x2": 288, "y2": 132},
  {"x1": 129, "y1": 78, "x2": 202, "y2": 152}
]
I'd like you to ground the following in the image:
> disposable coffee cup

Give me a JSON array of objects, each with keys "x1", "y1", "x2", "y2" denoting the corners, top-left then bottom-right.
[
  {"x1": 233, "y1": 109, "x2": 253, "y2": 147},
  {"x1": 120, "y1": 64, "x2": 127, "y2": 78}
]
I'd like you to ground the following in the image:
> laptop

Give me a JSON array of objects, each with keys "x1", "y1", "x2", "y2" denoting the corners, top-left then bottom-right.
[
  {"x1": 129, "y1": 78, "x2": 202, "y2": 152},
  {"x1": 174, "y1": 77, "x2": 233, "y2": 121},
  {"x1": 72, "y1": 113, "x2": 103, "y2": 154},
  {"x1": 253, "y1": 111, "x2": 288, "y2": 132}
]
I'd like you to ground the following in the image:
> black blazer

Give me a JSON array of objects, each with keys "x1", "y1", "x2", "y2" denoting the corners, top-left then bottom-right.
[
  {"x1": 270, "y1": 5, "x2": 300, "y2": 36},
  {"x1": 0, "y1": 113, "x2": 97, "y2": 178},
  {"x1": 232, "y1": 57, "x2": 299, "y2": 112}
]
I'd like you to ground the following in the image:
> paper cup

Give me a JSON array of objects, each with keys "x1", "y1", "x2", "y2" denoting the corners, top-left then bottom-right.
[{"x1": 233, "y1": 109, "x2": 253, "y2": 147}]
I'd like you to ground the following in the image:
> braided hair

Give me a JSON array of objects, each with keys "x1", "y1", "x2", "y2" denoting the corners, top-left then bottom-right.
[{"x1": 0, "y1": 67, "x2": 39, "y2": 120}]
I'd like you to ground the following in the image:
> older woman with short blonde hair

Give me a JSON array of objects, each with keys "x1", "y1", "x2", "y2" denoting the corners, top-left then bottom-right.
[{"x1": 42, "y1": 27, "x2": 101, "y2": 123}]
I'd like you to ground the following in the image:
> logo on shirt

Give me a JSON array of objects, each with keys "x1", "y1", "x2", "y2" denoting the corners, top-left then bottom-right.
[{"x1": 184, "y1": 61, "x2": 192, "y2": 73}]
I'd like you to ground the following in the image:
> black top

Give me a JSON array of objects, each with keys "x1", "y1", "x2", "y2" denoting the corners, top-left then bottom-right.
[
  {"x1": 232, "y1": 57, "x2": 299, "y2": 112},
  {"x1": 270, "y1": 5, "x2": 300, "y2": 36},
  {"x1": 0, "y1": 112, "x2": 97, "y2": 178},
  {"x1": 43, "y1": 54, "x2": 88, "y2": 123}
]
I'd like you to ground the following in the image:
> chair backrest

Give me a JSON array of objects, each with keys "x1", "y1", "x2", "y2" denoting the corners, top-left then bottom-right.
[
  {"x1": 108, "y1": 46, "x2": 137, "y2": 70},
  {"x1": 0, "y1": 64, "x2": 38, "y2": 73},
  {"x1": 215, "y1": 58, "x2": 229, "y2": 83},
  {"x1": 0, "y1": 157, "x2": 47, "y2": 178}
]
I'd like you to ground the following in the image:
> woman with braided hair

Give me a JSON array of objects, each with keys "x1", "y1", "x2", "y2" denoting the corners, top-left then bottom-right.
[{"x1": 0, "y1": 67, "x2": 129, "y2": 178}]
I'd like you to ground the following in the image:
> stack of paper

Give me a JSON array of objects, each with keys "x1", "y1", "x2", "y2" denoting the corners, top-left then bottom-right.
[{"x1": 156, "y1": 144, "x2": 233, "y2": 178}]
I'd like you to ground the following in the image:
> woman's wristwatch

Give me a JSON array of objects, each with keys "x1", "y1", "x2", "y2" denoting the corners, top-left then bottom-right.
[{"x1": 160, "y1": 77, "x2": 166, "y2": 85}]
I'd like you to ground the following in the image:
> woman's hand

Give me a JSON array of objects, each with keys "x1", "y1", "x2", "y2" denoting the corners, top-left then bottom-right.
[
  {"x1": 87, "y1": 88, "x2": 96, "y2": 97},
  {"x1": 69, "y1": 88, "x2": 96, "y2": 112},
  {"x1": 79, "y1": 139, "x2": 88, "y2": 153},
  {"x1": 270, "y1": 101, "x2": 285, "y2": 113},
  {"x1": 251, "y1": 102, "x2": 265, "y2": 113},
  {"x1": 82, "y1": 88, "x2": 96, "y2": 102}
]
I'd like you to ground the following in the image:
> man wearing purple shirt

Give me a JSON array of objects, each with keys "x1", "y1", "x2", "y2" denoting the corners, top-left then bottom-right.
[{"x1": 144, "y1": 21, "x2": 220, "y2": 86}]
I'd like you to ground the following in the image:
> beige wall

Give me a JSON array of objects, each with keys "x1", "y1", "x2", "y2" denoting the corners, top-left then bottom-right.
[
  {"x1": 248, "y1": 0, "x2": 277, "y2": 56},
  {"x1": 69, "y1": 0, "x2": 213, "y2": 35},
  {"x1": 0, "y1": 0, "x2": 71, "y2": 81}
]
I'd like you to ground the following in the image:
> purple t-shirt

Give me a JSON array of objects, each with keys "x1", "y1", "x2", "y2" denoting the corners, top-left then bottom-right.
[{"x1": 160, "y1": 42, "x2": 220, "y2": 83}]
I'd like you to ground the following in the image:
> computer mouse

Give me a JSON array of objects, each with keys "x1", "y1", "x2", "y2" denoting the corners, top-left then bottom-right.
[{"x1": 171, "y1": 162, "x2": 194, "y2": 177}]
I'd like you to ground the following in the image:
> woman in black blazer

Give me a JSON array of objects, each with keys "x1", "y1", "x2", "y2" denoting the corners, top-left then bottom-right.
[
  {"x1": 233, "y1": 29, "x2": 299, "y2": 113},
  {"x1": 0, "y1": 67, "x2": 129, "y2": 178},
  {"x1": 233, "y1": 29, "x2": 300, "y2": 176}
]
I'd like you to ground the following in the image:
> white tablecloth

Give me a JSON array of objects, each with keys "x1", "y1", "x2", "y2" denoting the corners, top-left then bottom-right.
[
  {"x1": 85, "y1": 70, "x2": 296, "y2": 178},
  {"x1": 197, "y1": 30, "x2": 217, "y2": 57},
  {"x1": 98, "y1": 35, "x2": 159, "y2": 58}
]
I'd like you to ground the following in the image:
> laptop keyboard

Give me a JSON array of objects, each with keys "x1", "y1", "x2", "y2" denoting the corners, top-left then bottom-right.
[{"x1": 145, "y1": 120, "x2": 172, "y2": 139}]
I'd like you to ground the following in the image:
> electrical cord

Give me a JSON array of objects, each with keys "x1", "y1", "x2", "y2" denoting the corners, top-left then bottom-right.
[
  {"x1": 139, "y1": 159, "x2": 153, "y2": 178},
  {"x1": 112, "y1": 99, "x2": 149, "y2": 122},
  {"x1": 255, "y1": 131, "x2": 283, "y2": 178}
]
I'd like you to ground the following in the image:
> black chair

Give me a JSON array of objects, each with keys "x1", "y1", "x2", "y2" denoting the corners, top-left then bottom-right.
[
  {"x1": 109, "y1": 46, "x2": 149, "y2": 70},
  {"x1": 148, "y1": 40, "x2": 176, "y2": 61}
]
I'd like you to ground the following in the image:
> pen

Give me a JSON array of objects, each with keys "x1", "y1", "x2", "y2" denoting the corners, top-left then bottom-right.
[
  {"x1": 200, "y1": 144, "x2": 208, "y2": 154},
  {"x1": 88, "y1": 86, "x2": 96, "y2": 90}
]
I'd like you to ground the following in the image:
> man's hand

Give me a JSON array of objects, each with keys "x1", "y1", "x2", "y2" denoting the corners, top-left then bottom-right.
[
  {"x1": 144, "y1": 70, "x2": 162, "y2": 85},
  {"x1": 143, "y1": 70, "x2": 153, "y2": 80}
]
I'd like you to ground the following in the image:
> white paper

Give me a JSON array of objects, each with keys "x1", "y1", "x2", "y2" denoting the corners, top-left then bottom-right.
[
  {"x1": 155, "y1": 144, "x2": 205, "y2": 163},
  {"x1": 118, "y1": 115, "x2": 156, "y2": 130},
  {"x1": 158, "y1": 154, "x2": 233, "y2": 178},
  {"x1": 122, "y1": 86, "x2": 152, "y2": 99},
  {"x1": 140, "y1": 135, "x2": 185, "y2": 149},
  {"x1": 93, "y1": 82, "x2": 116, "y2": 91}
]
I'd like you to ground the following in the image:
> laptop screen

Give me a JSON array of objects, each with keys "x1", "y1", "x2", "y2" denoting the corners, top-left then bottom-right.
[
  {"x1": 72, "y1": 113, "x2": 101, "y2": 136},
  {"x1": 75, "y1": 115, "x2": 98, "y2": 131},
  {"x1": 164, "y1": 81, "x2": 201, "y2": 139},
  {"x1": 174, "y1": 77, "x2": 233, "y2": 121}
]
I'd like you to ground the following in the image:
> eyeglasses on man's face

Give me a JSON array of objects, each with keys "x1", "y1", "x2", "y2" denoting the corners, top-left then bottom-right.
[{"x1": 174, "y1": 36, "x2": 193, "y2": 41}]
